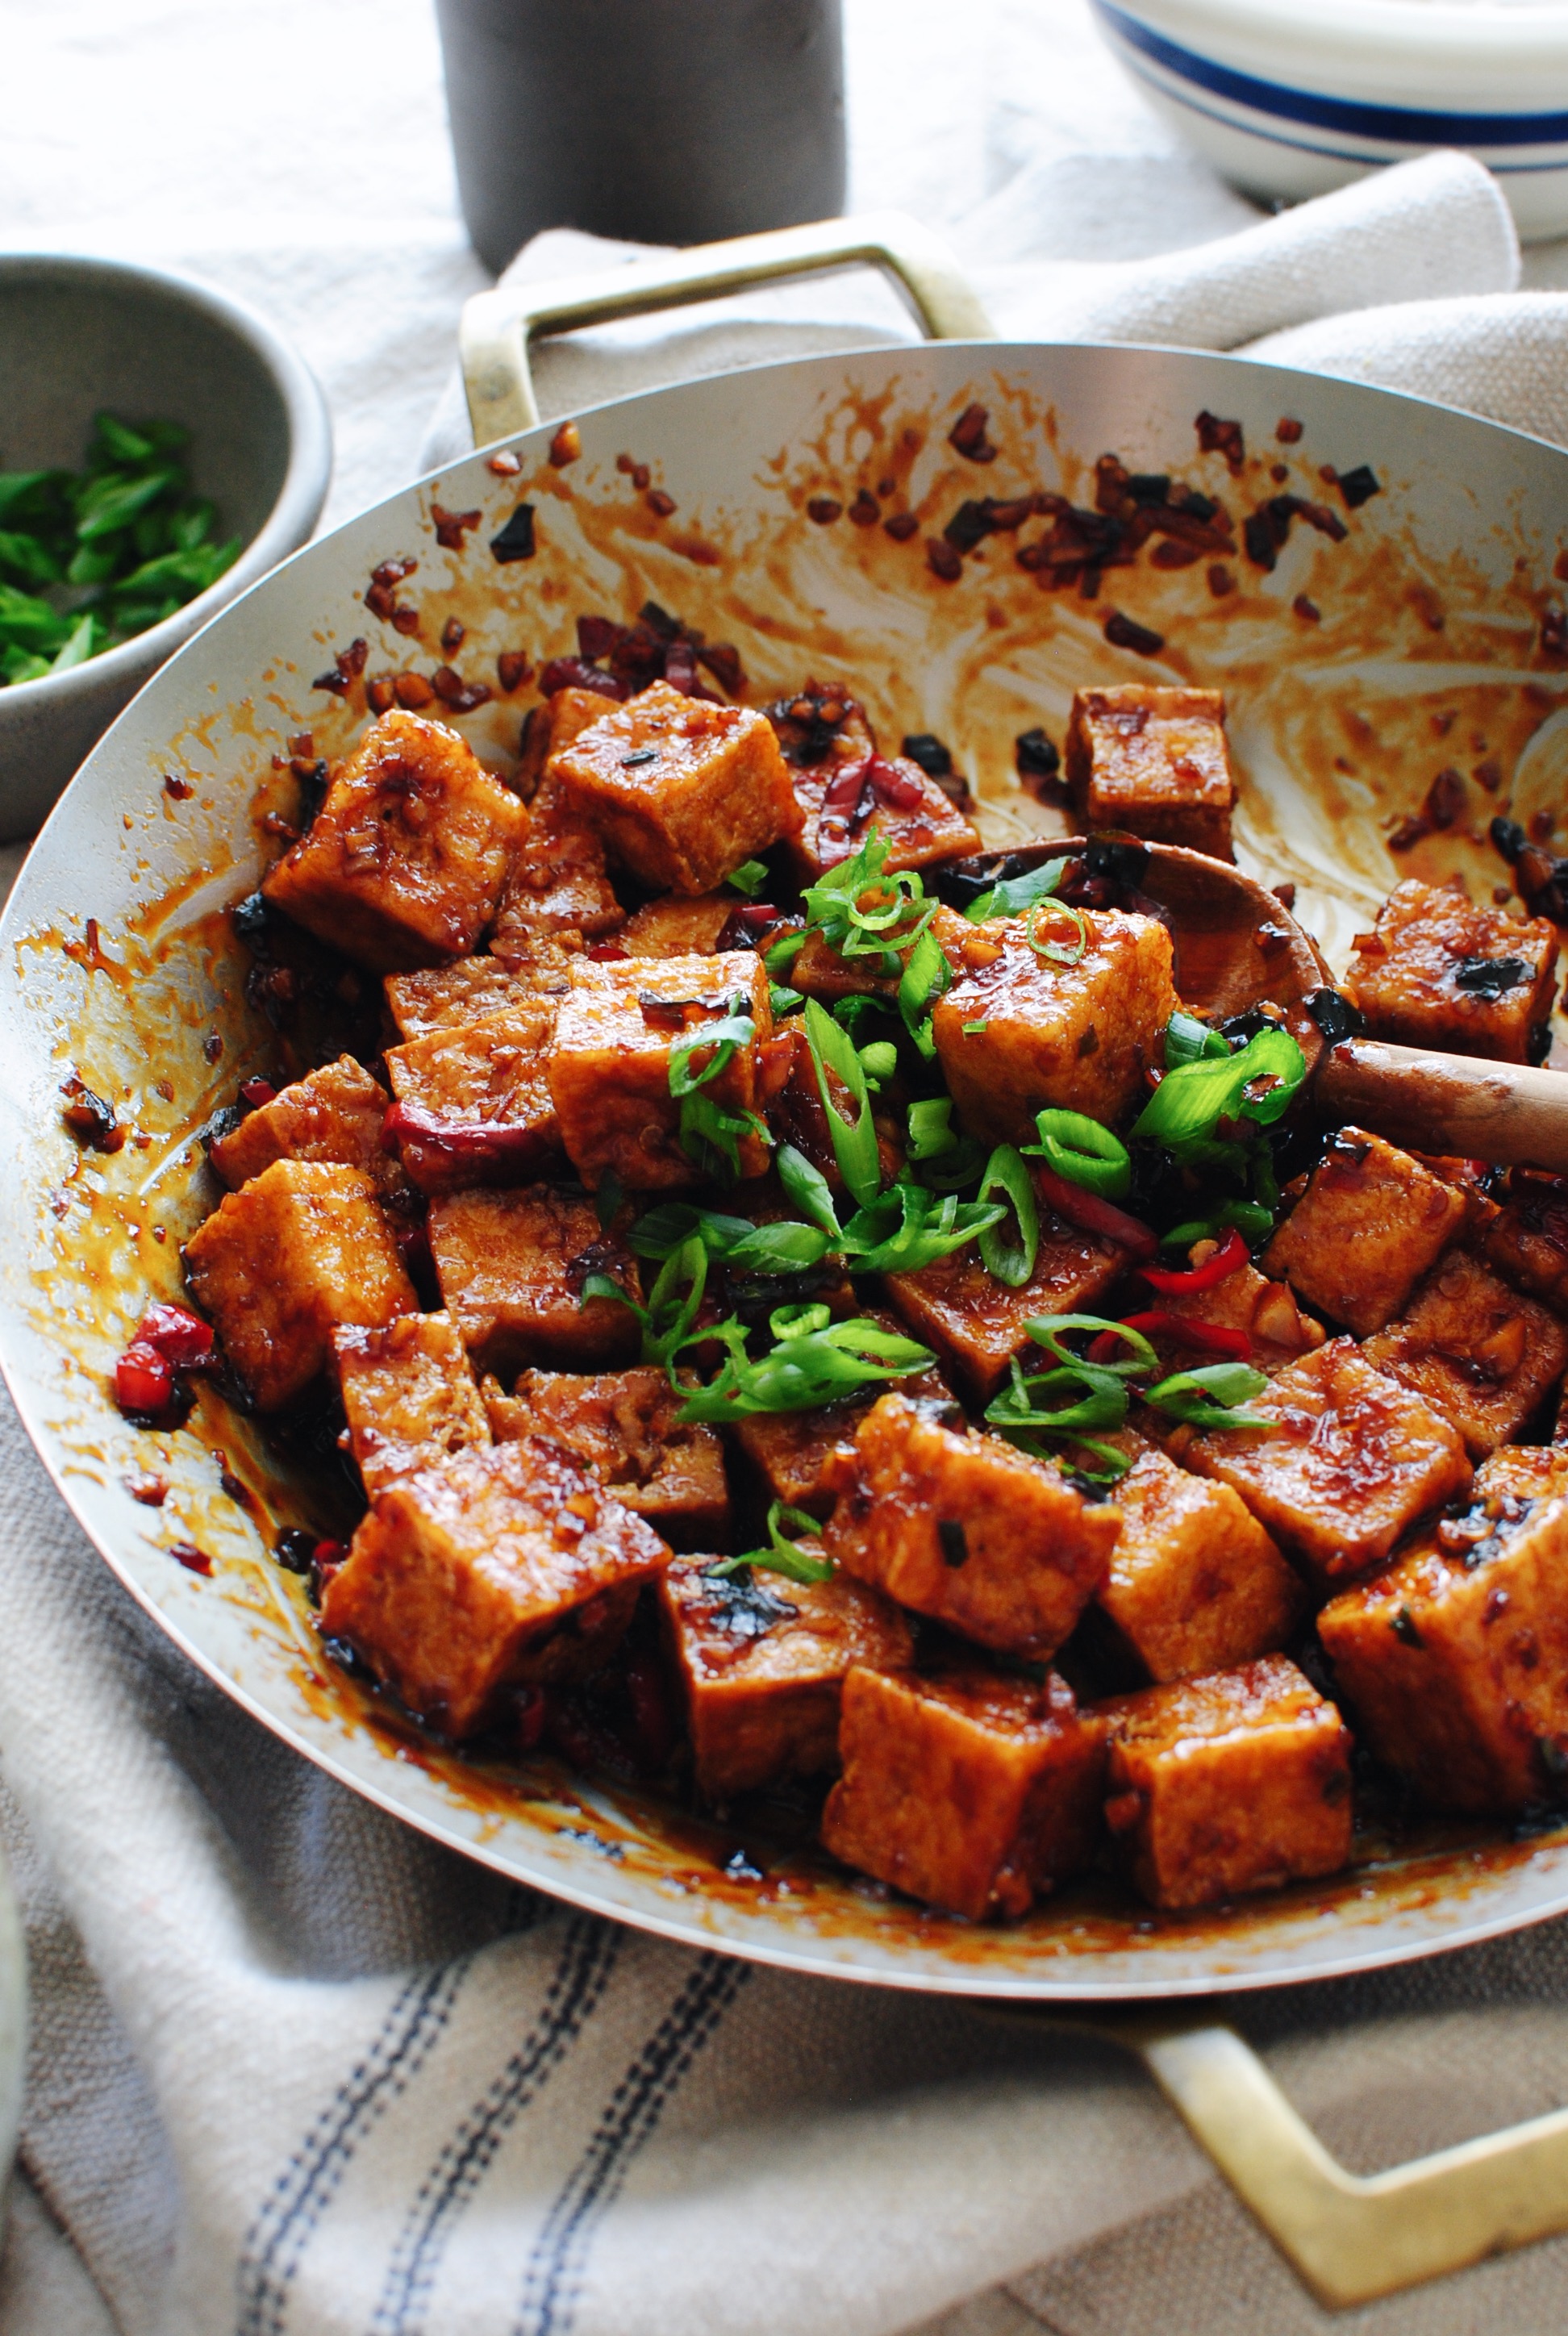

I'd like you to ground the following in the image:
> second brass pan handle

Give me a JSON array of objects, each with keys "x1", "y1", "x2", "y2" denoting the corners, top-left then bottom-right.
[
  {"x1": 1020, "y1": 2009, "x2": 1568, "y2": 2309},
  {"x1": 459, "y1": 207, "x2": 995, "y2": 446}
]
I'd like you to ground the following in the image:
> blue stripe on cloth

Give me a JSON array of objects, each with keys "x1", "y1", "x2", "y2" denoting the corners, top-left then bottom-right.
[
  {"x1": 372, "y1": 1916, "x2": 620, "y2": 2336},
  {"x1": 235, "y1": 1961, "x2": 468, "y2": 2336},
  {"x1": 514, "y1": 1952, "x2": 750, "y2": 2336},
  {"x1": 1095, "y1": 0, "x2": 1568, "y2": 146}
]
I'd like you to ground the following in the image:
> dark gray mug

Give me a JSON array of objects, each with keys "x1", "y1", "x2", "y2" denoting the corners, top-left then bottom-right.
[{"x1": 435, "y1": 0, "x2": 847, "y2": 272}]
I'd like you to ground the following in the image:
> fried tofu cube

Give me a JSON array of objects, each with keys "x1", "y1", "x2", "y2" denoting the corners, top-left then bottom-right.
[
  {"x1": 617, "y1": 892, "x2": 739, "y2": 959},
  {"x1": 319, "y1": 1437, "x2": 670, "y2": 1737},
  {"x1": 1261, "y1": 1128, "x2": 1470, "y2": 1336},
  {"x1": 884, "y1": 1173, "x2": 1130, "y2": 1400},
  {"x1": 932, "y1": 908, "x2": 1175, "y2": 1146},
  {"x1": 548, "y1": 949, "x2": 772, "y2": 1191},
  {"x1": 1095, "y1": 1434, "x2": 1303, "y2": 1683},
  {"x1": 1362, "y1": 1249, "x2": 1568, "y2": 1458},
  {"x1": 1320, "y1": 1457, "x2": 1568, "y2": 1812},
  {"x1": 1184, "y1": 1337, "x2": 1471, "y2": 1583},
  {"x1": 207, "y1": 1054, "x2": 409, "y2": 1202},
  {"x1": 1099, "y1": 1655, "x2": 1353, "y2": 1909},
  {"x1": 824, "y1": 1391, "x2": 1119, "y2": 1656},
  {"x1": 1152, "y1": 1252, "x2": 1325, "y2": 1375},
  {"x1": 1065, "y1": 686, "x2": 1235, "y2": 859},
  {"x1": 550, "y1": 680, "x2": 800, "y2": 895},
  {"x1": 491, "y1": 693, "x2": 628, "y2": 949},
  {"x1": 731, "y1": 1344, "x2": 957, "y2": 1518},
  {"x1": 384, "y1": 945, "x2": 578, "y2": 1041},
  {"x1": 1483, "y1": 1181, "x2": 1568, "y2": 1312},
  {"x1": 1349, "y1": 878, "x2": 1558, "y2": 1066},
  {"x1": 660, "y1": 1551, "x2": 913, "y2": 1800},
  {"x1": 429, "y1": 1185, "x2": 641, "y2": 1376},
  {"x1": 765, "y1": 682, "x2": 980, "y2": 878},
  {"x1": 383, "y1": 1001, "x2": 561, "y2": 1195},
  {"x1": 261, "y1": 710, "x2": 526, "y2": 972},
  {"x1": 487, "y1": 1366, "x2": 729, "y2": 1546},
  {"x1": 331, "y1": 1311, "x2": 491, "y2": 1499},
  {"x1": 821, "y1": 1665, "x2": 1107, "y2": 1921},
  {"x1": 184, "y1": 1159, "x2": 417, "y2": 1411},
  {"x1": 787, "y1": 757, "x2": 981, "y2": 883},
  {"x1": 490, "y1": 770, "x2": 625, "y2": 949}
]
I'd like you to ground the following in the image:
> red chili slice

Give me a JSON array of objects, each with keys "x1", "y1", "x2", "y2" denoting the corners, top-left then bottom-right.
[
  {"x1": 382, "y1": 1102, "x2": 555, "y2": 1178},
  {"x1": 1033, "y1": 1162, "x2": 1157, "y2": 1260},
  {"x1": 115, "y1": 1342, "x2": 173, "y2": 1416},
  {"x1": 137, "y1": 1302, "x2": 216, "y2": 1370},
  {"x1": 1140, "y1": 1224, "x2": 1249, "y2": 1294},
  {"x1": 867, "y1": 755, "x2": 925, "y2": 811},
  {"x1": 1097, "y1": 1310, "x2": 1253, "y2": 1362}
]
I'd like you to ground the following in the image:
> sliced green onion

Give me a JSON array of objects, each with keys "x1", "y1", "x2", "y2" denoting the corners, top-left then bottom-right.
[
  {"x1": 800, "y1": 829, "x2": 934, "y2": 966},
  {"x1": 839, "y1": 1181, "x2": 1003, "y2": 1274},
  {"x1": 668, "y1": 1009, "x2": 754, "y2": 1098},
  {"x1": 976, "y1": 1144, "x2": 1039, "y2": 1287},
  {"x1": 1027, "y1": 1109, "x2": 1131, "y2": 1200},
  {"x1": 777, "y1": 1143, "x2": 842, "y2": 1237},
  {"x1": 727, "y1": 858, "x2": 769, "y2": 897},
  {"x1": 706, "y1": 1500, "x2": 834, "y2": 1584},
  {"x1": 1024, "y1": 1312, "x2": 1159, "y2": 1378},
  {"x1": 674, "y1": 1313, "x2": 934, "y2": 1424},
  {"x1": 907, "y1": 1097, "x2": 958, "y2": 1161},
  {"x1": 769, "y1": 983, "x2": 804, "y2": 1018},
  {"x1": 765, "y1": 928, "x2": 807, "y2": 974},
  {"x1": 1132, "y1": 1024, "x2": 1307, "y2": 1149},
  {"x1": 897, "y1": 924, "x2": 952, "y2": 1058},
  {"x1": 803, "y1": 998, "x2": 882, "y2": 1208},
  {"x1": 1145, "y1": 1362, "x2": 1272, "y2": 1432},
  {"x1": 1164, "y1": 1010, "x2": 1230, "y2": 1068},
  {"x1": 985, "y1": 1354, "x2": 1132, "y2": 1470},
  {"x1": 858, "y1": 1039, "x2": 898, "y2": 1086},
  {"x1": 678, "y1": 1091, "x2": 768, "y2": 1180},
  {"x1": 49, "y1": 613, "x2": 98, "y2": 673},
  {"x1": 964, "y1": 856, "x2": 1070, "y2": 925},
  {"x1": 582, "y1": 1233, "x2": 708, "y2": 1368},
  {"x1": 594, "y1": 1168, "x2": 625, "y2": 1232},
  {"x1": 770, "y1": 1300, "x2": 833, "y2": 1341},
  {"x1": 1025, "y1": 896, "x2": 1089, "y2": 967}
]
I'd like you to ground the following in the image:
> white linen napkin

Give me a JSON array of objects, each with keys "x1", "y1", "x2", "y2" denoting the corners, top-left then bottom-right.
[
  {"x1": 15, "y1": 116, "x2": 1568, "y2": 2336},
  {"x1": 420, "y1": 151, "x2": 1541, "y2": 473}
]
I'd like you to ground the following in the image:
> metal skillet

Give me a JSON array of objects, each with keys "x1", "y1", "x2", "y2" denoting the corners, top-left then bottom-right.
[{"x1": 10, "y1": 215, "x2": 1568, "y2": 2305}]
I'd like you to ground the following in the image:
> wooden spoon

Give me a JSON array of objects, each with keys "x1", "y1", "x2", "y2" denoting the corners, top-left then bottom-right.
[{"x1": 936, "y1": 837, "x2": 1568, "y2": 1173}]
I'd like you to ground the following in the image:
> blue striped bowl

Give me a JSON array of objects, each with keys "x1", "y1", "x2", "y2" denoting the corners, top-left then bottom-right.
[{"x1": 1094, "y1": 0, "x2": 1568, "y2": 240}]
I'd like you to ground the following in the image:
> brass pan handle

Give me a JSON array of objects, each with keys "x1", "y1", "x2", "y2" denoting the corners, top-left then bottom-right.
[
  {"x1": 458, "y1": 208, "x2": 995, "y2": 446},
  {"x1": 1029, "y1": 2009, "x2": 1568, "y2": 2309}
]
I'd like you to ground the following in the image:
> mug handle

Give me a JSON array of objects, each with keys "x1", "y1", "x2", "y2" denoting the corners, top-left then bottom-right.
[
  {"x1": 458, "y1": 208, "x2": 994, "y2": 444},
  {"x1": 1022, "y1": 2008, "x2": 1568, "y2": 2309}
]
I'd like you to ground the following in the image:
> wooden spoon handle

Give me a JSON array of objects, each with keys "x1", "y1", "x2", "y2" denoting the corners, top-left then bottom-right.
[{"x1": 1318, "y1": 1039, "x2": 1568, "y2": 1170}]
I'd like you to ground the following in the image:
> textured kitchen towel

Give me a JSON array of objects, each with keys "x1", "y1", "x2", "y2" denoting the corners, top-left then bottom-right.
[{"x1": 420, "y1": 150, "x2": 1528, "y2": 471}]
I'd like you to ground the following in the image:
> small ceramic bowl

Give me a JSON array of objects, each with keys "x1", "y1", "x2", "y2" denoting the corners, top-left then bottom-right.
[
  {"x1": 0, "y1": 1844, "x2": 22, "y2": 2248},
  {"x1": 1093, "y1": 0, "x2": 1568, "y2": 242},
  {"x1": 0, "y1": 254, "x2": 332, "y2": 841}
]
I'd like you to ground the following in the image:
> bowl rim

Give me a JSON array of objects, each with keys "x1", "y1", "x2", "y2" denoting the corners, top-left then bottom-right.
[
  {"x1": 1102, "y1": 0, "x2": 1568, "y2": 82},
  {"x1": 0, "y1": 249, "x2": 332, "y2": 713}
]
